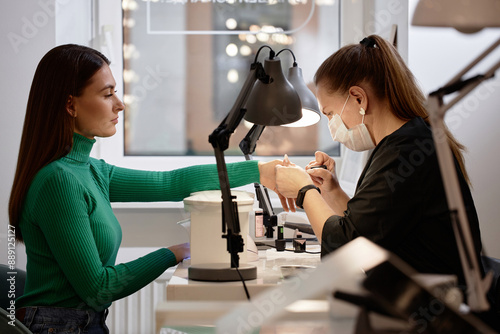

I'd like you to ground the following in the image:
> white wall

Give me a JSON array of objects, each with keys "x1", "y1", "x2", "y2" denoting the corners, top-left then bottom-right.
[
  {"x1": 342, "y1": 0, "x2": 408, "y2": 60},
  {"x1": 0, "y1": 0, "x2": 59, "y2": 268}
]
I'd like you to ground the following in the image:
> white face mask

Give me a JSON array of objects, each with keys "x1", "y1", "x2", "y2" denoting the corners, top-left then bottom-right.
[{"x1": 328, "y1": 95, "x2": 375, "y2": 152}]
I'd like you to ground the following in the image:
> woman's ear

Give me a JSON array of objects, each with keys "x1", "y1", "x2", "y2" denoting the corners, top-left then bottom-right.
[
  {"x1": 66, "y1": 95, "x2": 77, "y2": 118},
  {"x1": 349, "y1": 86, "x2": 368, "y2": 112}
]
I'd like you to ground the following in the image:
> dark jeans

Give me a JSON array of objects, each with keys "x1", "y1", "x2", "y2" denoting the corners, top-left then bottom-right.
[{"x1": 21, "y1": 306, "x2": 109, "y2": 334}]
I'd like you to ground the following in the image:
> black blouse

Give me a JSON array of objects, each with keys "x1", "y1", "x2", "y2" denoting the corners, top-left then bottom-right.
[{"x1": 321, "y1": 117, "x2": 482, "y2": 286}]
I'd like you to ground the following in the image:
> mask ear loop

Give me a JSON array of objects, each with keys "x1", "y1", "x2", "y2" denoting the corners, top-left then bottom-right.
[{"x1": 339, "y1": 95, "x2": 350, "y2": 118}]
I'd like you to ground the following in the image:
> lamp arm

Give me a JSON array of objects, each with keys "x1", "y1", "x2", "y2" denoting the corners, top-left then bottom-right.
[
  {"x1": 431, "y1": 61, "x2": 500, "y2": 117},
  {"x1": 428, "y1": 96, "x2": 493, "y2": 311},
  {"x1": 425, "y1": 36, "x2": 500, "y2": 312},
  {"x1": 218, "y1": 63, "x2": 265, "y2": 143},
  {"x1": 431, "y1": 74, "x2": 486, "y2": 97},
  {"x1": 239, "y1": 124, "x2": 277, "y2": 237},
  {"x1": 431, "y1": 37, "x2": 500, "y2": 117},
  {"x1": 245, "y1": 155, "x2": 276, "y2": 237},
  {"x1": 208, "y1": 62, "x2": 267, "y2": 268},
  {"x1": 239, "y1": 124, "x2": 266, "y2": 157},
  {"x1": 444, "y1": 37, "x2": 500, "y2": 88}
]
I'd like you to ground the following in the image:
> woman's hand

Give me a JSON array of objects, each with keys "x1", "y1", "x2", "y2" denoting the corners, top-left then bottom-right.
[
  {"x1": 258, "y1": 157, "x2": 296, "y2": 212},
  {"x1": 258, "y1": 159, "x2": 282, "y2": 191},
  {"x1": 168, "y1": 242, "x2": 190, "y2": 264},
  {"x1": 305, "y1": 151, "x2": 340, "y2": 193},
  {"x1": 275, "y1": 164, "x2": 314, "y2": 200}
]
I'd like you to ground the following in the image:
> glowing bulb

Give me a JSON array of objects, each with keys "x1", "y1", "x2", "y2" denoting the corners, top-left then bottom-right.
[
  {"x1": 256, "y1": 32, "x2": 269, "y2": 42},
  {"x1": 246, "y1": 34, "x2": 257, "y2": 44},
  {"x1": 226, "y1": 18, "x2": 237, "y2": 30},
  {"x1": 123, "y1": 94, "x2": 134, "y2": 105},
  {"x1": 122, "y1": 0, "x2": 138, "y2": 11},
  {"x1": 226, "y1": 43, "x2": 238, "y2": 57},
  {"x1": 261, "y1": 25, "x2": 277, "y2": 33},
  {"x1": 243, "y1": 120, "x2": 254, "y2": 129},
  {"x1": 123, "y1": 18, "x2": 136, "y2": 28},
  {"x1": 240, "y1": 45, "x2": 252, "y2": 56},
  {"x1": 227, "y1": 69, "x2": 239, "y2": 83},
  {"x1": 123, "y1": 69, "x2": 136, "y2": 83},
  {"x1": 123, "y1": 43, "x2": 137, "y2": 60},
  {"x1": 249, "y1": 25, "x2": 260, "y2": 32}
]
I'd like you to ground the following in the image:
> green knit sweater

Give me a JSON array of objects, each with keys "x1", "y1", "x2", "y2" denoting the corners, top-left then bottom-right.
[{"x1": 18, "y1": 133, "x2": 260, "y2": 311}]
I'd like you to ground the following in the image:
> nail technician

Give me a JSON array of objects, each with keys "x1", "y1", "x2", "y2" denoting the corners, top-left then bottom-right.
[{"x1": 275, "y1": 35, "x2": 484, "y2": 293}]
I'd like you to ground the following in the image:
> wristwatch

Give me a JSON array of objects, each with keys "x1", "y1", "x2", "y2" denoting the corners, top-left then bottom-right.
[{"x1": 296, "y1": 184, "x2": 321, "y2": 209}]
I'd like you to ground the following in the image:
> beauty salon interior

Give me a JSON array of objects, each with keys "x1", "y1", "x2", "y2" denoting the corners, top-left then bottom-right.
[{"x1": 2, "y1": 0, "x2": 500, "y2": 333}]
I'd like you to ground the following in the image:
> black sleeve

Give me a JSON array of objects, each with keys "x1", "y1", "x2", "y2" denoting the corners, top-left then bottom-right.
[{"x1": 321, "y1": 139, "x2": 428, "y2": 256}]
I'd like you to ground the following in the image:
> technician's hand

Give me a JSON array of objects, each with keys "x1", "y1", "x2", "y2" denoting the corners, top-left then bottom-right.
[
  {"x1": 168, "y1": 242, "x2": 190, "y2": 264},
  {"x1": 305, "y1": 151, "x2": 340, "y2": 193}
]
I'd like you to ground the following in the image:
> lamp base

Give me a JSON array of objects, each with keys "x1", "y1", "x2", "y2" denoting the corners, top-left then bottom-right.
[{"x1": 188, "y1": 263, "x2": 257, "y2": 282}]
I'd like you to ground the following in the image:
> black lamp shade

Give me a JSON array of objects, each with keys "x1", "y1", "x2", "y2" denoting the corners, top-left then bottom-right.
[
  {"x1": 283, "y1": 66, "x2": 321, "y2": 127},
  {"x1": 244, "y1": 57, "x2": 302, "y2": 126}
]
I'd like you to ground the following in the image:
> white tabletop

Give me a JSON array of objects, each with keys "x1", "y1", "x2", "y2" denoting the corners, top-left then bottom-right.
[
  {"x1": 166, "y1": 244, "x2": 322, "y2": 301},
  {"x1": 157, "y1": 238, "x2": 423, "y2": 333}
]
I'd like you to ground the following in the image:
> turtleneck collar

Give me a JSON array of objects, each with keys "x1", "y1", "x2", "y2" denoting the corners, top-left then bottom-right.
[{"x1": 64, "y1": 133, "x2": 96, "y2": 164}]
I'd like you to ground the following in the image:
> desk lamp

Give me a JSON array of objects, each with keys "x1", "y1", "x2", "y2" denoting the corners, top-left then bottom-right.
[
  {"x1": 412, "y1": 0, "x2": 500, "y2": 312},
  {"x1": 239, "y1": 48, "x2": 321, "y2": 239},
  {"x1": 189, "y1": 45, "x2": 319, "y2": 283}
]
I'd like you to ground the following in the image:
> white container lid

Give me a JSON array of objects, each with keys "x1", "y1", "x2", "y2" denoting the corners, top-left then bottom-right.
[{"x1": 184, "y1": 190, "x2": 255, "y2": 212}]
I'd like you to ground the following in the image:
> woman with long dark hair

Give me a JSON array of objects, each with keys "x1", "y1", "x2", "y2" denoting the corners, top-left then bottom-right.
[{"x1": 9, "y1": 44, "x2": 279, "y2": 333}]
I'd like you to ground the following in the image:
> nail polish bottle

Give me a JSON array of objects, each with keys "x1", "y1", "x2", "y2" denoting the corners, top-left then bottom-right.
[
  {"x1": 293, "y1": 229, "x2": 306, "y2": 253},
  {"x1": 275, "y1": 213, "x2": 286, "y2": 252}
]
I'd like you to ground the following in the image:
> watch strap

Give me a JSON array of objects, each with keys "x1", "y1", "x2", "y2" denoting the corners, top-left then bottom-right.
[{"x1": 296, "y1": 184, "x2": 321, "y2": 209}]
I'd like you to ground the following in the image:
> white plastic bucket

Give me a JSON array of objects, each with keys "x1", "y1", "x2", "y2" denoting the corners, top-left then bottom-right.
[{"x1": 183, "y1": 190, "x2": 254, "y2": 265}]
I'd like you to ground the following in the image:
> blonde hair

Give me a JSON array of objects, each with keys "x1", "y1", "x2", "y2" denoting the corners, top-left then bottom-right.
[{"x1": 314, "y1": 34, "x2": 469, "y2": 183}]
